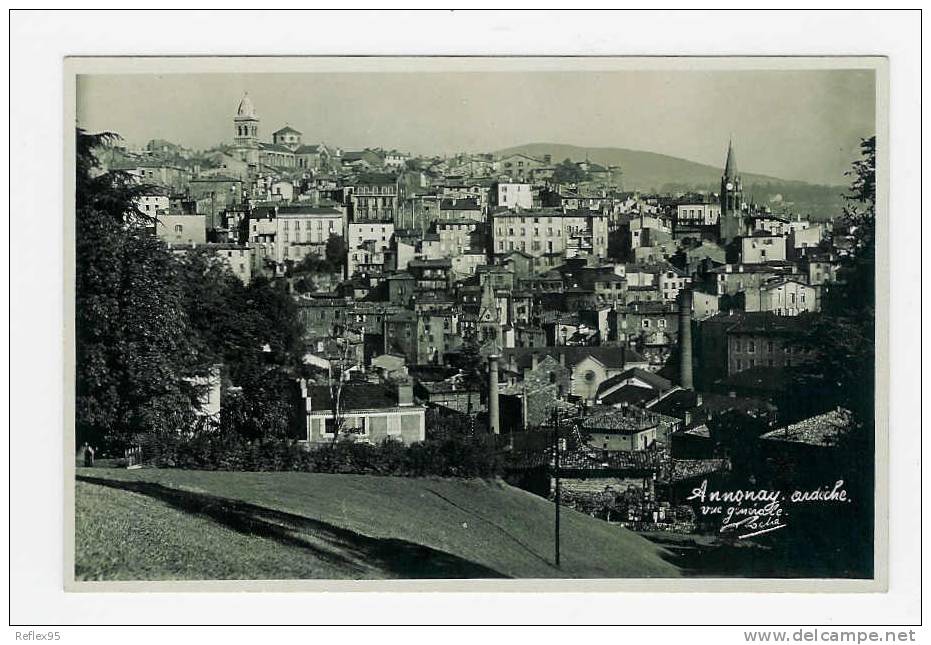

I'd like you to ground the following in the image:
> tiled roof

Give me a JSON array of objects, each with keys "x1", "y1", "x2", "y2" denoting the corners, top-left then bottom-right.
[
  {"x1": 760, "y1": 408, "x2": 851, "y2": 447},
  {"x1": 670, "y1": 459, "x2": 729, "y2": 482},
  {"x1": 581, "y1": 406, "x2": 658, "y2": 433},
  {"x1": 259, "y1": 142, "x2": 294, "y2": 153}
]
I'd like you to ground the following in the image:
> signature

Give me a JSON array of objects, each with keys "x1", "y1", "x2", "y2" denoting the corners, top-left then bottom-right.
[{"x1": 686, "y1": 479, "x2": 848, "y2": 540}]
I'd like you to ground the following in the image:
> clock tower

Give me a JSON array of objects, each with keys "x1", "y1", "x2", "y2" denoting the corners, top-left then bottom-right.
[{"x1": 718, "y1": 138, "x2": 744, "y2": 244}]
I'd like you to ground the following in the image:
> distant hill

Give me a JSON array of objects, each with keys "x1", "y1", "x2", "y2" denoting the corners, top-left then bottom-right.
[{"x1": 497, "y1": 143, "x2": 846, "y2": 220}]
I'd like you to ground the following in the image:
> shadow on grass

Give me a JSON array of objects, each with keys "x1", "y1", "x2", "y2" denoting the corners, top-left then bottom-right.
[
  {"x1": 424, "y1": 487, "x2": 555, "y2": 569},
  {"x1": 77, "y1": 475, "x2": 507, "y2": 579}
]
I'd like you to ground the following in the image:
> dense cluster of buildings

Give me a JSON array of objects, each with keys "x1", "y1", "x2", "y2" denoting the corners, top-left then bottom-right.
[{"x1": 109, "y1": 94, "x2": 855, "y2": 531}]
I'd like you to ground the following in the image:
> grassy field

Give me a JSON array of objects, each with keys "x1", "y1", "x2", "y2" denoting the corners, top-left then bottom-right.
[{"x1": 75, "y1": 468, "x2": 680, "y2": 581}]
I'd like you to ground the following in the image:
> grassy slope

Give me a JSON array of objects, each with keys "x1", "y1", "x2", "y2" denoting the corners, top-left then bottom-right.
[
  {"x1": 75, "y1": 468, "x2": 679, "y2": 581},
  {"x1": 76, "y1": 480, "x2": 363, "y2": 581}
]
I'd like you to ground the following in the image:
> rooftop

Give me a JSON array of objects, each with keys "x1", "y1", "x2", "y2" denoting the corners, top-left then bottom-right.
[
  {"x1": 500, "y1": 346, "x2": 647, "y2": 372},
  {"x1": 259, "y1": 142, "x2": 294, "y2": 154},
  {"x1": 598, "y1": 384, "x2": 657, "y2": 407},
  {"x1": 306, "y1": 383, "x2": 417, "y2": 412},
  {"x1": 277, "y1": 206, "x2": 344, "y2": 217},
  {"x1": 598, "y1": 367, "x2": 673, "y2": 396},
  {"x1": 354, "y1": 173, "x2": 397, "y2": 186},
  {"x1": 490, "y1": 207, "x2": 604, "y2": 219},
  {"x1": 440, "y1": 198, "x2": 481, "y2": 210},
  {"x1": 760, "y1": 408, "x2": 852, "y2": 447},
  {"x1": 581, "y1": 406, "x2": 658, "y2": 433},
  {"x1": 727, "y1": 313, "x2": 808, "y2": 335}
]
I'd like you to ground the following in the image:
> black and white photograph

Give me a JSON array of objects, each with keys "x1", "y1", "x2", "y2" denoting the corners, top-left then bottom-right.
[
  {"x1": 66, "y1": 56, "x2": 884, "y2": 586},
  {"x1": 10, "y1": 7, "x2": 925, "y2": 634}
]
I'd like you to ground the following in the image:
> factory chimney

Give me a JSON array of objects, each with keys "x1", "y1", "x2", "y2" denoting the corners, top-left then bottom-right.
[
  {"x1": 678, "y1": 288, "x2": 694, "y2": 390},
  {"x1": 382, "y1": 316, "x2": 389, "y2": 355},
  {"x1": 488, "y1": 354, "x2": 501, "y2": 435}
]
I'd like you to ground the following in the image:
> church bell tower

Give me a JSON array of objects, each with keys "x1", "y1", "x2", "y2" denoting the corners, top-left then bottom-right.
[
  {"x1": 718, "y1": 138, "x2": 744, "y2": 244},
  {"x1": 233, "y1": 92, "x2": 260, "y2": 166}
]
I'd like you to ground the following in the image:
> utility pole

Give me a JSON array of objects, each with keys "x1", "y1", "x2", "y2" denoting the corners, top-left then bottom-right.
[{"x1": 552, "y1": 407, "x2": 561, "y2": 568}]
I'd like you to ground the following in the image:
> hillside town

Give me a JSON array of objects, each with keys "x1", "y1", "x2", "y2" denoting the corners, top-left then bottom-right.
[{"x1": 87, "y1": 92, "x2": 869, "y2": 548}]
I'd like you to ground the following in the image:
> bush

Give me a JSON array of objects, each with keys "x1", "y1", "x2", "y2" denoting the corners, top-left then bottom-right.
[{"x1": 141, "y1": 429, "x2": 503, "y2": 478}]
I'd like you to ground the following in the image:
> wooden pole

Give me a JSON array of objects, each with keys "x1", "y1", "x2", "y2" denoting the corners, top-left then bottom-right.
[{"x1": 553, "y1": 407, "x2": 561, "y2": 568}]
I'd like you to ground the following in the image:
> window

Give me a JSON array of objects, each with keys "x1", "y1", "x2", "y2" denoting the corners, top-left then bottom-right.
[
  {"x1": 767, "y1": 341, "x2": 774, "y2": 353},
  {"x1": 748, "y1": 341, "x2": 755, "y2": 353},
  {"x1": 642, "y1": 320, "x2": 651, "y2": 329},
  {"x1": 174, "y1": 224, "x2": 183, "y2": 233},
  {"x1": 323, "y1": 417, "x2": 339, "y2": 436}
]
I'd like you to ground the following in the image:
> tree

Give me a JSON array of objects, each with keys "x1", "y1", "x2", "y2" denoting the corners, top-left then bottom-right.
[
  {"x1": 75, "y1": 130, "x2": 206, "y2": 452},
  {"x1": 456, "y1": 334, "x2": 486, "y2": 424},
  {"x1": 843, "y1": 136, "x2": 876, "y2": 255},
  {"x1": 551, "y1": 158, "x2": 589, "y2": 185},
  {"x1": 293, "y1": 275, "x2": 317, "y2": 294},
  {"x1": 325, "y1": 337, "x2": 361, "y2": 446},
  {"x1": 324, "y1": 233, "x2": 348, "y2": 273},
  {"x1": 800, "y1": 136, "x2": 875, "y2": 424},
  {"x1": 789, "y1": 136, "x2": 876, "y2": 577},
  {"x1": 76, "y1": 129, "x2": 309, "y2": 452}
]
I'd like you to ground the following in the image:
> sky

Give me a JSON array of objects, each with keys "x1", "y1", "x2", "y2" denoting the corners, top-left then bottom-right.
[{"x1": 76, "y1": 69, "x2": 876, "y2": 185}]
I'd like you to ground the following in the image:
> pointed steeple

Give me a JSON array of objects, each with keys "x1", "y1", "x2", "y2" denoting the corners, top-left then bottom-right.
[
  {"x1": 724, "y1": 136, "x2": 738, "y2": 179},
  {"x1": 478, "y1": 280, "x2": 499, "y2": 323},
  {"x1": 237, "y1": 92, "x2": 256, "y2": 118}
]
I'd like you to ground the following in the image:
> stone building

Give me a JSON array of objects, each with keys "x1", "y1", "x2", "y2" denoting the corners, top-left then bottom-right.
[
  {"x1": 491, "y1": 208, "x2": 609, "y2": 261},
  {"x1": 351, "y1": 174, "x2": 399, "y2": 223}
]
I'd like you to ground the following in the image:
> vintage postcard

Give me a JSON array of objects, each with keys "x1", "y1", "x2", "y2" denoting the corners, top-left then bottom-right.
[{"x1": 64, "y1": 56, "x2": 888, "y2": 592}]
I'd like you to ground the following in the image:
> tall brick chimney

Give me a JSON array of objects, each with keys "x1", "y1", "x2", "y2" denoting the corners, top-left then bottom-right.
[
  {"x1": 678, "y1": 288, "x2": 694, "y2": 390},
  {"x1": 488, "y1": 354, "x2": 500, "y2": 435}
]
